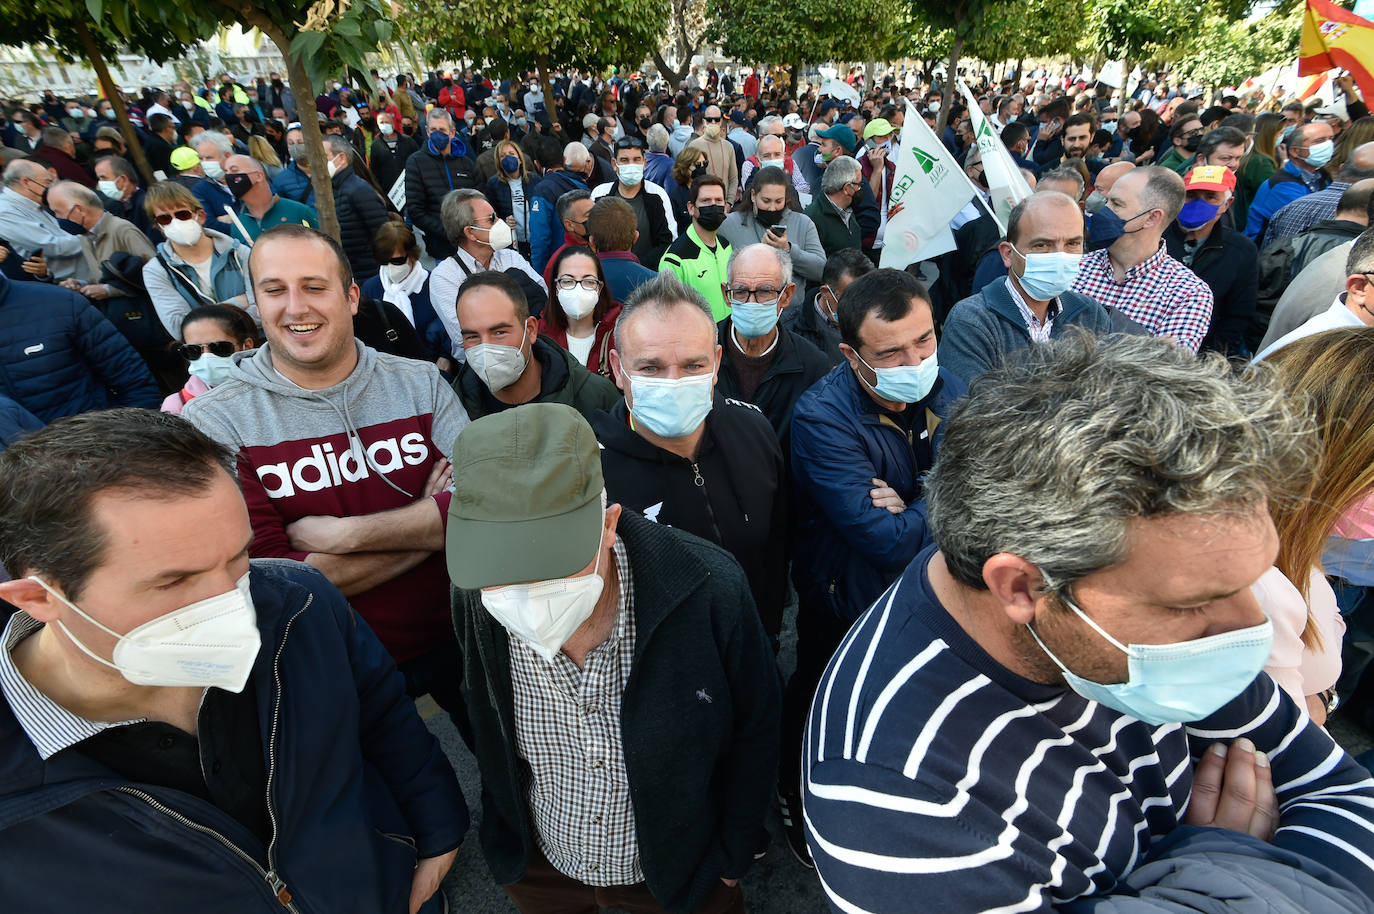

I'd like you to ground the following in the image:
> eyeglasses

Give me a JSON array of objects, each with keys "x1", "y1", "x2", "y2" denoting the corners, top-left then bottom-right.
[
  {"x1": 154, "y1": 209, "x2": 196, "y2": 226},
  {"x1": 726, "y1": 286, "x2": 784, "y2": 303},
  {"x1": 555, "y1": 276, "x2": 603, "y2": 292},
  {"x1": 176, "y1": 341, "x2": 236, "y2": 360},
  {"x1": 383, "y1": 255, "x2": 409, "y2": 265}
]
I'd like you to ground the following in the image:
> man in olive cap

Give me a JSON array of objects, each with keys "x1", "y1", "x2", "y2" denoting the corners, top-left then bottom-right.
[{"x1": 445, "y1": 403, "x2": 779, "y2": 914}]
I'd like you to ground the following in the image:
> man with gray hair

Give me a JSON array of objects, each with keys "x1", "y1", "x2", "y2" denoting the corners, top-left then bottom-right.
[
  {"x1": 404, "y1": 106, "x2": 479, "y2": 262},
  {"x1": 644, "y1": 123, "x2": 674, "y2": 187},
  {"x1": 805, "y1": 154, "x2": 863, "y2": 257},
  {"x1": 191, "y1": 130, "x2": 239, "y2": 237},
  {"x1": 0, "y1": 159, "x2": 94, "y2": 282},
  {"x1": 715, "y1": 243, "x2": 830, "y2": 441},
  {"x1": 1255, "y1": 227, "x2": 1374, "y2": 360},
  {"x1": 1262, "y1": 141, "x2": 1374, "y2": 249},
  {"x1": 429, "y1": 188, "x2": 547, "y2": 357},
  {"x1": 1246, "y1": 120, "x2": 1335, "y2": 241},
  {"x1": 1072, "y1": 166, "x2": 1215, "y2": 351},
  {"x1": 593, "y1": 272, "x2": 788, "y2": 641},
  {"x1": 45, "y1": 180, "x2": 152, "y2": 292},
  {"x1": 222, "y1": 153, "x2": 318, "y2": 242},
  {"x1": 321, "y1": 133, "x2": 391, "y2": 280},
  {"x1": 806, "y1": 331, "x2": 1374, "y2": 913}
]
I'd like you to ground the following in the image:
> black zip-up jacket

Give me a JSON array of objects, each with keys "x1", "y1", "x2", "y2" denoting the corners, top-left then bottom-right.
[
  {"x1": 715, "y1": 318, "x2": 832, "y2": 446},
  {"x1": 592, "y1": 394, "x2": 788, "y2": 637},
  {"x1": 451, "y1": 511, "x2": 780, "y2": 913},
  {"x1": 1163, "y1": 220, "x2": 1258, "y2": 356},
  {"x1": 329, "y1": 165, "x2": 391, "y2": 281},
  {"x1": 403, "y1": 146, "x2": 479, "y2": 261}
]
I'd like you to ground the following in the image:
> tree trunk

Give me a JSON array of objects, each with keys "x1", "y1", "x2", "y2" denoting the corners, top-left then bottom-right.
[
  {"x1": 1118, "y1": 58, "x2": 1132, "y2": 114},
  {"x1": 938, "y1": 33, "x2": 965, "y2": 134},
  {"x1": 1014, "y1": 57, "x2": 1023, "y2": 86},
  {"x1": 221, "y1": 2, "x2": 340, "y2": 240},
  {"x1": 651, "y1": 51, "x2": 689, "y2": 92},
  {"x1": 536, "y1": 56, "x2": 557, "y2": 137},
  {"x1": 74, "y1": 22, "x2": 155, "y2": 186}
]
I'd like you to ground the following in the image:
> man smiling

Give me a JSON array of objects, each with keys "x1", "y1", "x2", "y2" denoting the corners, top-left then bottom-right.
[{"x1": 182, "y1": 224, "x2": 473, "y2": 727}]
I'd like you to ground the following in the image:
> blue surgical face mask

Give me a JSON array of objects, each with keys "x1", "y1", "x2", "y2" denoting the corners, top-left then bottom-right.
[
  {"x1": 1102, "y1": 120, "x2": 1118, "y2": 135},
  {"x1": 854, "y1": 349, "x2": 940, "y2": 404},
  {"x1": 1305, "y1": 138, "x2": 1334, "y2": 167},
  {"x1": 1011, "y1": 245, "x2": 1081, "y2": 301},
  {"x1": 1177, "y1": 197, "x2": 1222, "y2": 231},
  {"x1": 1027, "y1": 588, "x2": 1274, "y2": 726},
  {"x1": 188, "y1": 351, "x2": 236, "y2": 387},
  {"x1": 729, "y1": 295, "x2": 782, "y2": 338},
  {"x1": 628, "y1": 371, "x2": 714, "y2": 438},
  {"x1": 1280, "y1": 124, "x2": 1296, "y2": 144},
  {"x1": 617, "y1": 163, "x2": 644, "y2": 186}
]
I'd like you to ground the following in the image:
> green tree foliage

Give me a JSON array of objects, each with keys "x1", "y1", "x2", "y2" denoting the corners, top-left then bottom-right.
[
  {"x1": 963, "y1": 0, "x2": 1082, "y2": 65},
  {"x1": 907, "y1": 0, "x2": 1018, "y2": 130},
  {"x1": 1170, "y1": 6, "x2": 1303, "y2": 88},
  {"x1": 704, "y1": 0, "x2": 908, "y2": 71}
]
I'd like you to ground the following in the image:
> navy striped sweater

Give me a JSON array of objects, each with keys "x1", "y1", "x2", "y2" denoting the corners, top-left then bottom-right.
[{"x1": 804, "y1": 546, "x2": 1374, "y2": 913}]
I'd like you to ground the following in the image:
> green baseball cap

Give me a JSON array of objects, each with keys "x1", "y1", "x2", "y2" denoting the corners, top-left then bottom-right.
[{"x1": 446, "y1": 403, "x2": 605, "y2": 589}]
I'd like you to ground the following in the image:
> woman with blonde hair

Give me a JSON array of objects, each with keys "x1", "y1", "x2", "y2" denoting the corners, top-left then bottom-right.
[
  {"x1": 1332, "y1": 116, "x2": 1374, "y2": 172},
  {"x1": 1236, "y1": 111, "x2": 1285, "y2": 229},
  {"x1": 247, "y1": 134, "x2": 283, "y2": 179},
  {"x1": 485, "y1": 138, "x2": 536, "y2": 259},
  {"x1": 1259, "y1": 327, "x2": 1374, "y2": 722}
]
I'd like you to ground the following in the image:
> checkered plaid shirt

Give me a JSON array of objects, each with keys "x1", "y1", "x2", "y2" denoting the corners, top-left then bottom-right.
[
  {"x1": 1261, "y1": 181, "x2": 1349, "y2": 250},
  {"x1": 508, "y1": 537, "x2": 641, "y2": 886},
  {"x1": 1071, "y1": 244, "x2": 1214, "y2": 352}
]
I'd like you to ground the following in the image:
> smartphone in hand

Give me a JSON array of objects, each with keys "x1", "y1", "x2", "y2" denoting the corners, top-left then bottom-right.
[{"x1": 769, "y1": 225, "x2": 786, "y2": 238}]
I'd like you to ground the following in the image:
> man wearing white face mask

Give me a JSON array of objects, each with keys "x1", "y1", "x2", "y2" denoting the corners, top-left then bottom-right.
[
  {"x1": 594, "y1": 273, "x2": 788, "y2": 642},
  {"x1": 783, "y1": 267, "x2": 965, "y2": 867},
  {"x1": 451, "y1": 271, "x2": 619, "y2": 421},
  {"x1": 805, "y1": 332, "x2": 1374, "y2": 914},
  {"x1": 191, "y1": 131, "x2": 240, "y2": 238},
  {"x1": 941, "y1": 192, "x2": 1114, "y2": 385},
  {"x1": 446, "y1": 402, "x2": 779, "y2": 914},
  {"x1": 0, "y1": 409, "x2": 468, "y2": 914},
  {"x1": 590, "y1": 136, "x2": 676, "y2": 268},
  {"x1": 322, "y1": 134, "x2": 392, "y2": 281},
  {"x1": 430, "y1": 188, "x2": 548, "y2": 359}
]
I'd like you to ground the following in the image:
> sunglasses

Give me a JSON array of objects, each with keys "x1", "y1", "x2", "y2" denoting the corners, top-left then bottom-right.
[
  {"x1": 383, "y1": 255, "x2": 409, "y2": 265},
  {"x1": 154, "y1": 209, "x2": 196, "y2": 226},
  {"x1": 704, "y1": 116, "x2": 722, "y2": 123},
  {"x1": 176, "y1": 341, "x2": 236, "y2": 360}
]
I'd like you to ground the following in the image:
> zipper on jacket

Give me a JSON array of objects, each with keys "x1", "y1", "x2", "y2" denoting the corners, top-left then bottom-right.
[
  {"x1": 115, "y1": 786, "x2": 302, "y2": 912},
  {"x1": 262, "y1": 596, "x2": 314, "y2": 907},
  {"x1": 689, "y1": 461, "x2": 726, "y2": 544}
]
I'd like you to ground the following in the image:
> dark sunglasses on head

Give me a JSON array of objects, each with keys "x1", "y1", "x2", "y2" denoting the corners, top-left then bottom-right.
[
  {"x1": 614, "y1": 136, "x2": 644, "y2": 149},
  {"x1": 154, "y1": 209, "x2": 196, "y2": 226},
  {"x1": 176, "y1": 341, "x2": 236, "y2": 360}
]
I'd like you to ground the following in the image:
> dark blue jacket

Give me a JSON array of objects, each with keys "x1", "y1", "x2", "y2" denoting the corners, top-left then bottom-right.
[
  {"x1": 790, "y1": 362, "x2": 965, "y2": 622},
  {"x1": 271, "y1": 162, "x2": 315, "y2": 205},
  {"x1": 193, "y1": 177, "x2": 241, "y2": 237},
  {"x1": 528, "y1": 168, "x2": 587, "y2": 273},
  {"x1": 0, "y1": 273, "x2": 159, "y2": 422},
  {"x1": 0, "y1": 393, "x2": 40, "y2": 448},
  {"x1": 359, "y1": 272, "x2": 452, "y2": 359},
  {"x1": 0, "y1": 559, "x2": 468, "y2": 913}
]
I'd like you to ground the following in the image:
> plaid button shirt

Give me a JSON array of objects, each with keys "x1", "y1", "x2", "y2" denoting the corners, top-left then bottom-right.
[
  {"x1": 1071, "y1": 245, "x2": 1214, "y2": 352},
  {"x1": 508, "y1": 537, "x2": 641, "y2": 886},
  {"x1": 1262, "y1": 181, "x2": 1349, "y2": 250}
]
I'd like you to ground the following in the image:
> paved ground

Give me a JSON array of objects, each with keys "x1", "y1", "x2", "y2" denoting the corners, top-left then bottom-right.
[{"x1": 423, "y1": 598, "x2": 1374, "y2": 914}]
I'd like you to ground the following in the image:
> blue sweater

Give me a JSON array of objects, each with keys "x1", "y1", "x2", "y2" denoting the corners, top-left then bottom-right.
[
  {"x1": 806, "y1": 546, "x2": 1374, "y2": 913},
  {"x1": 940, "y1": 281, "x2": 1115, "y2": 385}
]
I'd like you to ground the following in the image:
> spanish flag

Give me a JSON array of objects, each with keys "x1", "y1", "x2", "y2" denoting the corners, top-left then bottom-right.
[{"x1": 1300, "y1": 0, "x2": 1374, "y2": 101}]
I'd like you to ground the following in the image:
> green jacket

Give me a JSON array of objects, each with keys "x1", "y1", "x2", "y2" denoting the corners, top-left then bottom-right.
[
  {"x1": 1157, "y1": 146, "x2": 1192, "y2": 175},
  {"x1": 659, "y1": 224, "x2": 732, "y2": 321},
  {"x1": 452, "y1": 336, "x2": 620, "y2": 422},
  {"x1": 805, "y1": 193, "x2": 862, "y2": 259}
]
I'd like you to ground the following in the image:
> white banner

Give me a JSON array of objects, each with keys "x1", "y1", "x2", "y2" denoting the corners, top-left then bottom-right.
[
  {"x1": 819, "y1": 78, "x2": 861, "y2": 107},
  {"x1": 388, "y1": 172, "x2": 407, "y2": 212},
  {"x1": 959, "y1": 79, "x2": 1032, "y2": 231},
  {"x1": 880, "y1": 100, "x2": 979, "y2": 269}
]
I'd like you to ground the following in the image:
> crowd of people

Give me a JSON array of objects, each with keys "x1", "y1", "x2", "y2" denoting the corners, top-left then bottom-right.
[{"x1": 0, "y1": 56, "x2": 1373, "y2": 914}]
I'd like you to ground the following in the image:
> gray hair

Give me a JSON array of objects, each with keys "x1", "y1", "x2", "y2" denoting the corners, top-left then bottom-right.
[
  {"x1": 1346, "y1": 226, "x2": 1374, "y2": 276},
  {"x1": 613, "y1": 272, "x2": 715, "y2": 354},
  {"x1": 1038, "y1": 166, "x2": 1085, "y2": 200},
  {"x1": 193, "y1": 130, "x2": 233, "y2": 157},
  {"x1": 2, "y1": 158, "x2": 44, "y2": 189},
  {"x1": 756, "y1": 115, "x2": 783, "y2": 136},
  {"x1": 441, "y1": 187, "x2": 487, "y2": 245},
  {"x1": 646, "y1": 123, "x2": 670, "y2": 153},
  {"x1": 564, "y1": 141, "x2": 591, "y2": 169},
  {"x1": 48, "y1": 180, "x2": 101, "y2": 210},
  {"x1": 1136, "y1": 165, "x2": 1186, "y2": 222},
  {"x1": 821, "y1": 155, "x2": 862, "y2": 195},
  {"x1": 427, "y1": 107, "x2": 453, "y2": 129},
  {"x1": 926, "y1": 331, "x2": 1316, "y2": 592},
  {"x1": 322, "y1": 134, "x2": 353, "y2": 158},
  {"x1": 757, "y1": 134, "x2": 785, "y2": 157},
  {"x1": 556, "y1": 187, "x2": 591, "y2": 222},
  {"x1": 727, "y1": 242, "x2": 793, "y2": 288}
]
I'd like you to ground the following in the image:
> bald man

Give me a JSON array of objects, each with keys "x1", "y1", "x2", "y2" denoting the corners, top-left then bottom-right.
[
  {"x1": 942, "y1": 192, "x2": 1114, "y2": 385},
  {"x1": 1089, "y1": 161, "x2": 1134, "y2": 212},
  {"x1": 223, "y1": 153, "x2": 318, "y2": 243},
  {"x1": 0, "y1": 159, "x2": 94, "y2": 281}
]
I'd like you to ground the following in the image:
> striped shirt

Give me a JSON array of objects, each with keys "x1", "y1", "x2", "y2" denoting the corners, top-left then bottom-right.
[
  {"x1": 804, "y1": 546, "x2": 1374, "y2": 913},
  {"x1": 1262, "y1": 180, "x2": 1349, "y2": 251},
  {"x1": 1071, "y1": 245, "x2": 1214, "y2": 352},
  {"x1": 509, "y1": 537, "x2": 641, "y2": 886},
  {"x1": 0, "y1": 612, "x2": 144, "y2": 759}
]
